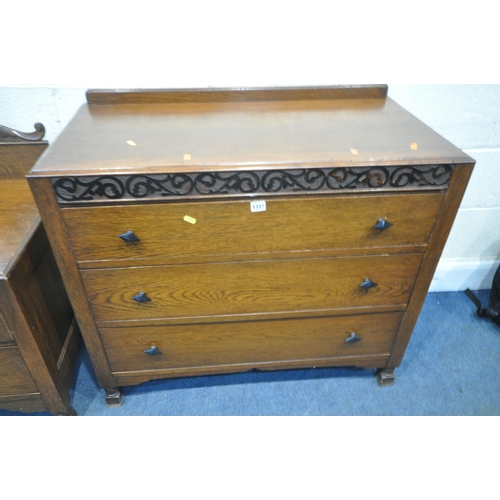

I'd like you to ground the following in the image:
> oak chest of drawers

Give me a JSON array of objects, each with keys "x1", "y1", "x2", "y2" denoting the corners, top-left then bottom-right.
[
  {"x1": 27, "y1": 85, "x2": 475, "y2": 407},
  {"x1": 0, "y1": 126, "x2": 79, "y2": 415}
]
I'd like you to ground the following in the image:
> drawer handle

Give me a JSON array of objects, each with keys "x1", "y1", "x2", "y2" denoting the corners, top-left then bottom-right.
[
  {"x1": 360, "y1": 278, "x2": 378, "y2": 290},
  {"x1": 346, "y1": 332, "x2": 362, "y2": 343},
  {"x1": 373, "y1": 218, "x2": 393, "y2": 231},
  {"x1": 132, "y1": 291, "x2": 151, "y2": 303},
  {"x1": 119, "y1": 230, "x2": 141, "y2": 243},
  {"x1": 144, "y1": 346, "x2": 162, "y2": 355}
]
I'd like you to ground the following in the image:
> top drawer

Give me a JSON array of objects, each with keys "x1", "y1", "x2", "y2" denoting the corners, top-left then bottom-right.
[{"x1": 62, "y1": 192, "x2": 444, "y2": 268}]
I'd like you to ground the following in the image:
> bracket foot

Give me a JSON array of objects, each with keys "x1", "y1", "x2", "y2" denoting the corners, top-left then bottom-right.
[
  {"x1": 376, "y1": 368, "x2": 395, "y2": 387},
  {"x1": 105, "y1": 388, "x2": 123, "y2": 407}
]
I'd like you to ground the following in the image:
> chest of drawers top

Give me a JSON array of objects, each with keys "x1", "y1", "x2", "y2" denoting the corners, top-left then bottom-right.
[{"x1": 29, "y1": 85, "x2": 472, "y2": 184}]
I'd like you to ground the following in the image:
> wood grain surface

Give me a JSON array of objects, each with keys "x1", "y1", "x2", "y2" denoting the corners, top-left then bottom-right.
[
  {"x1": 0, "y1": 142, "x2": 47, "y2": 180},
  {"x1": 0, "y1": 313, "x2": 12, "y2": 344},
  {"x1": 101, "y1": 311, "x2": 403, "y2": 374},
  {"x1": 86, "y1": 85, "x2": 389, "y2": 105},
  {"x1": 113, "y1": 353, "x2": 392, "y2": 387},
  {"x1": 27, "y1": 176, "x2": 116, "y2": 388},
  {"x1": 0, "y1": 146, "x2": 80, "y2": 413},
  {"x1": 0, "y1": 393, "x2": 47, "y2": 413},
  {"x1": 1, "y1": 252, "x2": 74, "y2": 414},
  {"x1": 82, "y1": 254, "x2": 422, "y2": 325},
  {"x1": 64, "y1": 193, "x2": 444, "y2": 268},
  {"x1": 29, "y1": 95, "x2": 472, "y2": 178},
  {"x1": 32, "y1": 238, "x2": 75, "y2": 348},
  {"x1": 0, "y1": 181, "x2": 40, "y2": 276},
  {"x1": 387, "y1": 163, "x2": 476, "y2": 368},
  {"x1": 0, "y1": 346, "x2": 39, "y2": 396}
]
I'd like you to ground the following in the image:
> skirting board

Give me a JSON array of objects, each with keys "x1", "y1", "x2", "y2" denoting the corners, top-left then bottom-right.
[{"x1": 430, "y1": 258, "x2": 500, "y2": 292}]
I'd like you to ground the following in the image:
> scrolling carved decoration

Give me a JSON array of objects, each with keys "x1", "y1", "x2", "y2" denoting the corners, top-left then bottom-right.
[
  {"x1": 52, "y1": 165, "x2": 454, "y2": 204},
  {"x1": 0, "y1": 123, "x2": 46, "y2": 142}
]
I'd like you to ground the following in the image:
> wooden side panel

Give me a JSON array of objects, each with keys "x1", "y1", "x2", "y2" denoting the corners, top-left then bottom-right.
[
  {"x1": 101, "y1": 312, "x2": 403, "y2": 374},
  {"x1": 27, "y1": 176, "x2": 115, "y2": 388},
  {"x1": 0, "y1": 346, "x2": 39, "y2": 396},
  {"x1": 1, "y1": 276, "x2": 71, "y2": 414},
  {"x1": 33, "y1": 239, "x2": 75, "y2": 348},
  {"x1": 56, "y1": 318, "x2": 81, "y2": 392},
  {"x1": 0, "y1": 243, "x2": 79, "y2": 414},
  {"x1": 0, "y1": 181, "x2": 40, "y2": 275},
  {"x1": 388, "y1": 163, "x2": 476, "y2": 368},
  {"x1": 0, "y1": 142, "x2": 47, "y2": 179},
  {"x1": 82, "y1": 254, "x2": 423, "y2": 324},
  {"x1": 63, "y1": 193, "x2": 445, "y2": 267},
  {"x1": 8, "y1": 225, "x2": 63, "y2": 362}
]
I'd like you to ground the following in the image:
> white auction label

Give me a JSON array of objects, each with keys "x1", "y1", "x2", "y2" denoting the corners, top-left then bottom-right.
[{"x1": 250, "y1": 200, "x2": 266, "y2": 212}]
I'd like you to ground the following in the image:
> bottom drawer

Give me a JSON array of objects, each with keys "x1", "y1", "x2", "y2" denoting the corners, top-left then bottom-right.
[
  {"x1": 101, "y1": 312, "x2": 403, "y2": 374},
  {"x1": 0, "y1": 346, "x2": 39, "y2": 397}
]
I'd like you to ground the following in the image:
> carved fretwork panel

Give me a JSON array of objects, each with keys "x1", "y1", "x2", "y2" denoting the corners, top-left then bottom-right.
[{"x1": 52, "y1": 165, "x2": 454, "y2": 204}]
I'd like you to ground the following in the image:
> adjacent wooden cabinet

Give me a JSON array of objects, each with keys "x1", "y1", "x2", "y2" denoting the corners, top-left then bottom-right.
[
  {"x1": 0, "y1": 127, "x2": 80, "y2": 415},
  {"x1": 27, "y1": 85, "x2": 475, "y2": 406}
]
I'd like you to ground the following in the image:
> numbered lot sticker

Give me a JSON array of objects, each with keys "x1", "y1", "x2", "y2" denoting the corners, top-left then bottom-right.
[{"x1": 250, "y1": 200, "x2": 266, "y2": 212}]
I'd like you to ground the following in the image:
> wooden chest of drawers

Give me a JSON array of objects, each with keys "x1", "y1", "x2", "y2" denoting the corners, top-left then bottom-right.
[
  {"x1": 0, "y1": 128, "x2": 79, "y2": 415},
  {"x1": 27, "y1": 85, "x2": 475, "y2": 407}
]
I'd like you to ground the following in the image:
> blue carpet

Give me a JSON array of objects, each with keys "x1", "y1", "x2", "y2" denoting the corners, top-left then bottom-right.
[{"x1": 2, "y1": 290, "x2": 499, "y2": 416}]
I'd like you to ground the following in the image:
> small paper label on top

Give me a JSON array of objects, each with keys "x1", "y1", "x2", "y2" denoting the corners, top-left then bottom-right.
[
  {"x1": 183, "y1": 215, "x2": 197, "y2": 224},
  {"x1": 250, "y1": 200, "x2": 266, "y2": 212}
]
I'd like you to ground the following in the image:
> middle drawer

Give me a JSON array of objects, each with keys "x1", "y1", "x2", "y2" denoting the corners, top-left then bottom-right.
[{"x1": 81, "y1": 254, "x2": 422, "y2": 325}]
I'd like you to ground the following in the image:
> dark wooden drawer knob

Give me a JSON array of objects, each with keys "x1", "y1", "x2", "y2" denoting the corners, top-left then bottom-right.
[
  {"x1": 131, "y1": 291, "x2": 151, "y2": 303},
  {"x1": 360, "y1": 278, "x2": 378, "y2": 290},
  {"x1": 346, "y1": 332, "x2": 362, "y2": 343},
  {"x1": 144, "y1": 346, "x2": 162, "y2": 355},
  {"x1": 373, "y1": 218, "x2": 393, "y2": 231},
  {"x1": 119, "y1": 230, "x2": 141, "y2": 243}
]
